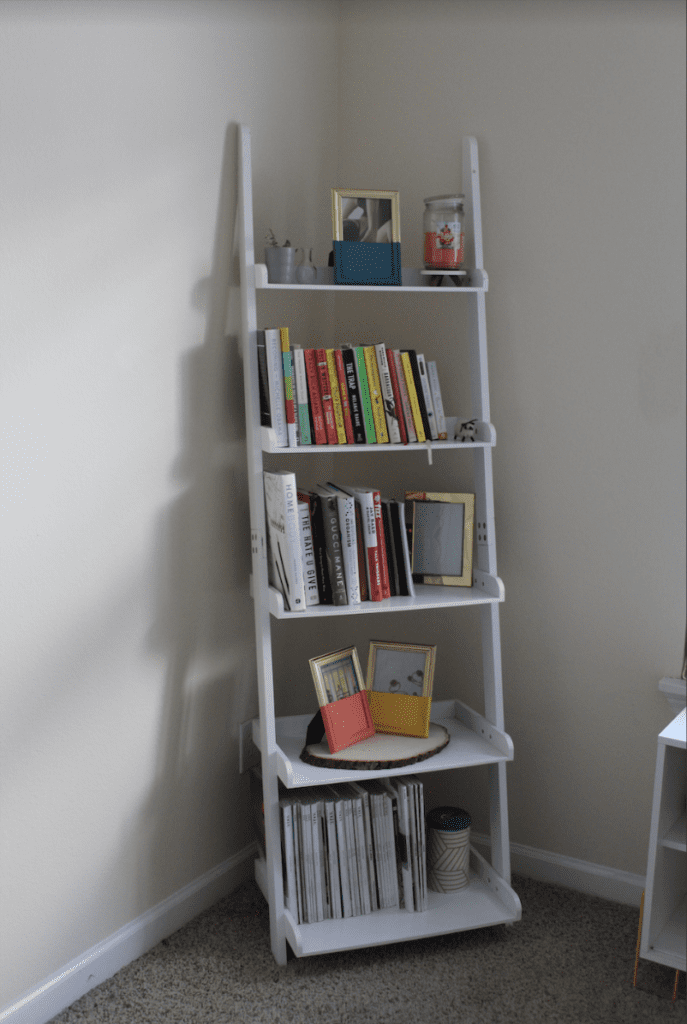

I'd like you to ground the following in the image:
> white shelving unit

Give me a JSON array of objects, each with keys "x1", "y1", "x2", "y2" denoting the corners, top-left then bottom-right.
[
  {"x1": 236, "y1": 124, "x2": 521, "y2": 964},
  {"x1": 640, "y1": 708, "x2": 687, "y2": 973}
]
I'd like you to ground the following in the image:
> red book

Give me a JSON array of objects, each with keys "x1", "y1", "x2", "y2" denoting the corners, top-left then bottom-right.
[
  {"x1": 386, "y1": 347, "x2": 408, "y2": 445},
  {"x1": 320, "y1": 691, "x2": 375, "y2": 753},
  {"x1": 304, "y1": 348, "x2": 327, "y2": 445},
  {"x1": 334, "y1": 349, "x2": 356, "y2": 444},
  {"x1": 335, "y1": 485, "x2": 383, "y2": 601},
  {"x1": 316, "y1": 348, "x2": 339, "y2": 444},
  {"x1": 371, "y1": 489, "x2": 391, "y2": 599}
]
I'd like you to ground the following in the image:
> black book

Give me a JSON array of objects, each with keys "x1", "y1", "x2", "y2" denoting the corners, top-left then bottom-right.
[
  {"x1": 380, "y1": 500, "x2": 399, "y2": 596},
  {"x1": 256, "y1": 329, "x2": 271, "y2": 426},
  {"x1": 389, "y1": 500, "x2": 413, "y2": 597},
  {"x1": 341, "y1": 348, "x2": 367, "y2": 444},
  {"x1": 303, "y1": 492, "x2": 333, "y2": 605},
  {"x1": 313, "y1": 488, "x2": 348, "y2": 605},
  {"x1": 402, "y1": 349, "x2": 431, "y2": 441}
]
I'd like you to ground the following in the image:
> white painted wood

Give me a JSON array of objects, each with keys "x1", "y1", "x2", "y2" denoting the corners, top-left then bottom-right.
[
  {"x1": 658, "y1": 676, "x2": 687, "y2": 713},
  {"x1": 639, "y1": 708, "x2": 687, "y2": 972},
  {"x1": 236, "y1": 126, "x2": 515, "y2": 959},
  {"x1": 0, "y1": 848, "x2": 257, "y2": 1024},
  {"x1": 251, "y1": 700, "x2": 513, "y2": 789}
]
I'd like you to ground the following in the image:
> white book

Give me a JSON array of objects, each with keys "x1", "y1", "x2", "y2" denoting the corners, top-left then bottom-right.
[
  {"x1": 281, "y1": 799, "x2": 298, "y2": 920},
  {"x1": 365, "y1": 782, "x2": 389, "y2": 907},
  {"x1": 350, "y1": 788, "x2": 372, "y2": 914},
  {"x1": 324, "y1": 795, "x2": 343, "y2": 919},
  {"x1": 288, "y1": 796, "x2": 305, "y2": 923},
  {"x1": 374, "y1": 342, "x2": 402, "y2": 444},
  {"x1": 333, "y1": 792, "x2": 353, "y2": 918},
  {"x1": 263, "y1": 470, "x2": 306, "y2": 613},
  {"x1": 338, "y1": 788, "x2": 361, "y2": 917},
  {"x1": 298, "y1": 501, "x2": 319, "y2": 606},
  {"x1": 426, "y1": 359, "x2": 447, "y2": 440},
  {"x1": 409, "y1": 777, "x2": 428, "y2": 911},
  {"x1": 404, "y1": 779, "x2": 421, "y2": 911},
  {"x1": 322, "y1": 485, "x2": 360, "y2": 604},
  {"x1": 297, "y1": 794, "x2": 316, "y2": 923},
  {"x1": 383, "y1": 779, "x2": 414, "y2": 912},
  {"x1": 395, "y1": 501, "x2": 415, "y2": 598},
  {"x1": 416, "y1": 353, "x2": 438, "y2": 440},
  {"x1": 391, "y1": 349, "x2": 418, "y2": 443},
  {"x1": 264, "y1": 327, "x2": 288, "y2": 447},
  {"x1": 310, "y1": 798, "x2": 326, "y2": 921},
  {"x1": 350, "y1": 783, "x2": 379, "y2": 911},
  {"x1": 382, "y1": 790, "x2": 400, "y2": 909}
]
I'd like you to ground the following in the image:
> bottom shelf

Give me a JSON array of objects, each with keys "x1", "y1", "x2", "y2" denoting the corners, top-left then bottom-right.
[
  {"x1": 255, "y1": 844, "x2": 521, "y2": 958},
  {"x1": 643, "y1": 893, "x2": 687, "y2": 972}
]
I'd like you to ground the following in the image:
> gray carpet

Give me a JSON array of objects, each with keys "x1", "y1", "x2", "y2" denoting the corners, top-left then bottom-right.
[{"x1": 50, "y1": 875, "x2": 684, "y2": 1024}]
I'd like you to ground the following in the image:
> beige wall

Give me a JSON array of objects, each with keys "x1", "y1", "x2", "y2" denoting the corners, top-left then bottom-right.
[
  {"x1": 0, "y1": 0, "x2": 338, "y2": 1007},
  {"x1": 0, "y1": 0, "x2": 684, "y2": 1009}
]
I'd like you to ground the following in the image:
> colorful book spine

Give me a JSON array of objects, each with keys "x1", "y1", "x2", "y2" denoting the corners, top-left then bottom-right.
[
  {"x1": 292, "y1": 347, "x2": 312, "y2": 444},
  {"x1": 304, "y1": 348, "x2": 327, "y2": 444},
  {"x1": 316, "y1": 348, "x2": 339, "y2": 444},
  {"x1": 427, "y1": 359, "x2": 447, "y2": 440},
  {"x1": 392, "y1": 350, "x2": 417, "y2": 443},
  {"x1": 334, "y1": 349, "x2": 355, "y2": 444},
  {"x1": 264, "y1": 328, "x2": 288, "y2": 446},
  {"x1": 386, "y1": 348, "x2": 408, "y2": 444},
  {"x1": 339, "y1": 486, "x2": 383, "y2": 601},
  {"x1": 375, "y1": 343, "x2": 402, "y2": 444},
  {"x1": 400, "y1": 350, "x2": 426, "y2": 443},
  {"x1": 371, "y1": 488, "x2": 391, "y2": 599},
  {"x1": 280, "y1": 327, "x2": 297, "y2": 447},
  {"x1": 342, "y1": 348, "x2": 366, "y2": 444},
  {"x1": 354, "y1": 347, "x2": 377, "y2": 443},
  {"x1": 416, "y1": 352, "x2": 438, "y2": 441},
  {"x1": 402, "y1": 350, "x2": 431, "y2": 441},
  {"x1": 363, "y1": 346, "x2": 389, "y2": 443},
  {"x1": 326, "y1": 349, "x2": 348, "y2": 444}
]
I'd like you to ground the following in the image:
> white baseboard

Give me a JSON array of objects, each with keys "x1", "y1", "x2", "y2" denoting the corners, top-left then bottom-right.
[
  {"x1": 0, "y1": 843, "x2": 258, "y2": 1024},
  {"x1": 472, "y1": 831, "x2": 645, "y2": 907}
]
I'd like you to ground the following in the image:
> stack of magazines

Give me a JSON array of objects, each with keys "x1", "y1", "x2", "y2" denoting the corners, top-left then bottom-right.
[
  {"x1": 263, "y1": 470, "x2": 415, "y2": 612},
  {"x1": 257, "y1": 328, "x2": 447, "y2": 448},
  {"x1": 251, "y1": 770, "x2": 429, "y2": 922}
]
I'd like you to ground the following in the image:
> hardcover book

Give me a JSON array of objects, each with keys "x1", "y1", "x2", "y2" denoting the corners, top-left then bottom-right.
[
  {"x1": 341, "y1": 348, "x2": 366, "y2": 444},
  {"x1": 303, "y1": 348, "x2": 327, "y2": 445},
  {"x1": 416, "y1": 352, "x2": 438, "y2": 441},
  {"x1": 399, "y1": 350, "x2": 426, "y2": 443},
  {"x1": 326, "y1": 349, "x2": 348, "y2": 444},
  {"x1": 263, "y1": 469, "x2": 306, "y2": 611},
  {"x1": 353, "y1": 347, "x2": 377, "y2": 443},
  {"x1": 256, "y1": 330, "x2": 271, "y2": 427},
  {"x1": 280, "y1": 327, "x2": 298, "y2": 446},
  {"x1": 426, "y1": 359, "x2": 447, "y2": 440},
  {"x1": 292, "y1": 347, "x2": 312, "y2": 444},
  {"x1": 264, "y1": 328, "x2": 288, "y2": 446},
  {"x1": 333, "y1": 348, "x2": 356, "y2": 444},
  {"x1": 375, "y1": 343, "x2": 402, "y2": 444},
  {"x1": 316, "y1": 348, "x2": 339, "y2": 444},
  {"x1": 385, "y1": 348, "x2": 408, "y2": 444},
  {"x1": 402, "y1": 349, "x2": 431, "y2": 441},
  {"x1": 363, "y1": 346, "x2": 389, "y2": 443}
]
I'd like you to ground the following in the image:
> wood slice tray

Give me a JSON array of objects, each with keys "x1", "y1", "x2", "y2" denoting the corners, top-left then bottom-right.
[{"x1": 300, "y1": 722, "x2": 450, "y2": 771}]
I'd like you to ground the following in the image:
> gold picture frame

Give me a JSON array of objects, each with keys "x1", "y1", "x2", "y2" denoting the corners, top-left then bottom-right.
[
  {"x1": 406, "y1": 491, "x2": 475, "y2": 587},
  {"x1": 309, "y1": 646, "x2": 365, "y2": 707},
  {"x1": 331, "y1": 189, "x2": 401, "y2": 244},
  {"x1": 365, "y1": 640, "x2": 436, "y2": 738}
]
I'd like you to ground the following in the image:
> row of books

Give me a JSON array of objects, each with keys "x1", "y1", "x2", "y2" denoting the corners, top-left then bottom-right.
[
  {"x1": 263, "y1": 470, "x2": 415, "y2": 612},
  {"x1": 256, "y1": 328, "x2": 447, "y2": 448},
  {"x1": 251, "y1": 769, "x2": 428, "y2": 923}
]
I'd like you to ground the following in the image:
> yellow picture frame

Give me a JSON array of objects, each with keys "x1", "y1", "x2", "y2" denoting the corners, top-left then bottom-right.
[
  {"x1": 406, "y1": 491, "x2": 475, "y2": 587},
  {"x1": 309, "y1": 646, "x2": 365, "y2": 707},
  {"x1": 365, "y1": 640, "x2": 436, "y2": 738}
]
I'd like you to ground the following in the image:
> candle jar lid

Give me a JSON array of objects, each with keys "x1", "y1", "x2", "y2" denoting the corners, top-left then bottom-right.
[{"x1": 424, "y1": 193, "x2": 465, "y2": 207}]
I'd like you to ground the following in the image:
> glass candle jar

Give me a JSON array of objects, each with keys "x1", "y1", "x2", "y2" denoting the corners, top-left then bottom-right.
[{"x1": 423, "y1": 194, "x2": 465, "y2": 270}]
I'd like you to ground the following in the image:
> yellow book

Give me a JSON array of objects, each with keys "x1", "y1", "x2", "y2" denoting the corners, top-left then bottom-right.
[
  {"x1": 325, "y1": 349, "x2": 347, "y2": 444},
  {"x1": 400, "y1": 351, "x2": 426, "y2": 443},
  {"x1": 363, "y1": 346, "x2": 389, "y2": 443}
]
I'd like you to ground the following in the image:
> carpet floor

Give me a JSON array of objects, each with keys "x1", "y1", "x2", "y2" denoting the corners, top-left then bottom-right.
[{"x1": 50, "y1": 875, "x2": 685, "y2": 1024}]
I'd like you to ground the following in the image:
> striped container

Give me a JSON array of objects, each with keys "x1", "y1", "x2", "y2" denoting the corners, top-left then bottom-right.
[{"x1": 426, "y1": 806, "x2": 471, "y2": 893}]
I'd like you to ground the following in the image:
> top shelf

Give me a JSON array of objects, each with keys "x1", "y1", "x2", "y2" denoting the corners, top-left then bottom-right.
[{"x1": 252, "y1": 264, "x2": 488, "y2": 293}]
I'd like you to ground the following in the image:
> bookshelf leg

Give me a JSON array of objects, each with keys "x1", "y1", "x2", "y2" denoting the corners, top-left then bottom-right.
[
  {"x1": 632, "y1": 890, "x2": 644, "y2": 988},
  {"x1": 672, "y1": 970, "x2": 680, "y2": 1002}
]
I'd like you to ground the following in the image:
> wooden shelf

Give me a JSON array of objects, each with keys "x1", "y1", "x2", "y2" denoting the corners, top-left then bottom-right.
[
  {"x1": 251, "y1": 699, "x2": 513, "y2": 789},
  {"x1": 252, "y1": 264, "x2": 488, "y2": 293},
  {"x1": 255, "y1": 844, "x2": 520, "y2": 956}
]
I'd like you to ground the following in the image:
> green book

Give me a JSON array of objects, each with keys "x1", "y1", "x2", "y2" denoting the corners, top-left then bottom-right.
[{"x1": 353, "y1": 347, "x2": 377, "y2": 444}]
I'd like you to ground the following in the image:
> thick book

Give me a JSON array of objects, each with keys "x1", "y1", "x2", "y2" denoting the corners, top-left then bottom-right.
[
  {"x1": 313, "y1": 487, "x2": 348, "y2": 605},
  {"x1": 333, "y1": 348, "x2": 355, "y2": 444},
  {"x1": 280, "y1": 797, "x2": 299, "y2": 919},
  {"x1": 363, "y1": 345, "x2": 389, "y2": 443},
  {"x1": 416, "y1": 352, "x2": 438, "y2": 441},
  {"x1": 354, "y1": 347, "x2": 377, "y2": 443},
  {"x1": 386, "y1": 347, "x2": 408, "y2": 444},
  {"x1": 399, "y1": 350, "x2": 426, "y2": 443},
  {"x1": 263, "y1": 470, "x2": 306, "y2": 612},
  {"x1": 280, "y1": 327, "x2": 298, "y2": 446},
  {"x1": 389, "y1": 499, "x2": 415, "y2": 597},
  {"x1": 316, "y1": 348, "x2": 340, "y2": 444},
  {"x1": 380, "y1": 499, "x2": 399, "y2": 596},
  {"x1": 370, "y1": 488, "x2": 391, "y2": 599},
  {"x1": 324, "y1": 795, "x2": 343, "y2": 920},
  {"x1": 341, "y1": 347, "x2": 367, "y2": 444},
  {"x1": 332, "y1": 791, "x2": 353, "y2": 918},
  {"x1": 264, "y1": 328, "x2": 288, "y2": 446},
  {"x1": 303, "y1": 348, "x2": 327, "y2": 445},
  {"x1": 402, "y1": 350, "x2": 431, "y2": 442},
  {"x1": 392, "y1": 349, "x2": 418, "y2": 443},
  {"x1": 349, "y1": 783, "x2": 379, "y2": 912},
  {"x1": 256, "y1": 330, "x2": 271, "y2": 427},
  {"x1": 382, "y1": 778, "x2": 413, "y2": 912},
  {"x1": 325, "y1": 349, "x2": 348, "y2": 444},
  {"x1": 298, "y1": 500, "x2": 320, "y2": 606},
  {"x1": 426, "y1": 359, "x2": 447, "y2": 440},
  {"x1": 292, "y1": 347, "x2": 312, "y2": 444},
  {"x1": 300, "y1": 490, "x2": 332, "y2": 605},
  {"x1": 375, "y1": 343, "x2": 402, "y2": 444},
  {"x1": 323, "y1": 484, "x2": 360, "y2": 605}
]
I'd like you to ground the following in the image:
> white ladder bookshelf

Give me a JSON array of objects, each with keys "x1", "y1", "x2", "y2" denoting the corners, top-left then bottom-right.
[{"x1": 236, "y1": 123, "x2": 521, "y2": 964}]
